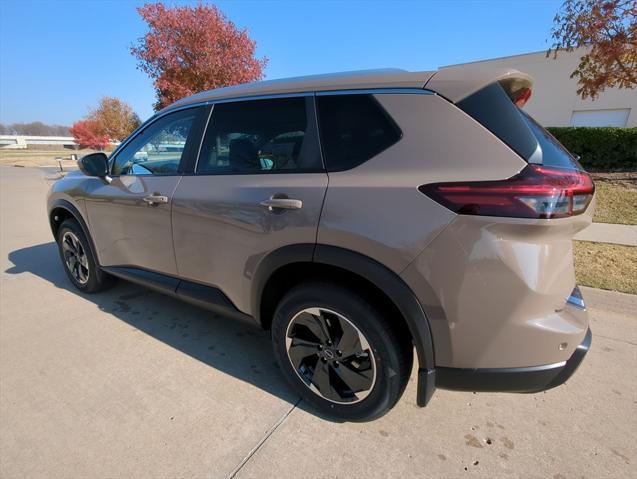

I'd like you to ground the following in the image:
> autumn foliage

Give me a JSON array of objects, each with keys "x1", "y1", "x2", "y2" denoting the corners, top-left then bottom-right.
[
  {"x1": 549, "y1": 0, "x2": 637, "y2": 99},
  {"x1": 70, "y1": 97, "x2": 140, "y2": 149},
  {"x1": 89, "y1": 97, "x2": 141, "y2": 141},
  {"x1": 70, "y1": 119, "x2": 110, "y2": 150},
  {"x1": 131, "y1": 2, "x2": 267, "y2": 110}
]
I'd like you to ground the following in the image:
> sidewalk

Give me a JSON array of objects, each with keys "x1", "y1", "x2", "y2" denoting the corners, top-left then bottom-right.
[
  {"x1": 574, "y1": 222, "x2": 637, "y2": 246},
  {"x1": 580, "y1": 286, "x2": 637, "y2": 316}
]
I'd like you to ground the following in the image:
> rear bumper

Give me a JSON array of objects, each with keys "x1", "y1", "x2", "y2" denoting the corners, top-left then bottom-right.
[{"x1": 434, "y1": 328, "x2": 592, "y2": 393}]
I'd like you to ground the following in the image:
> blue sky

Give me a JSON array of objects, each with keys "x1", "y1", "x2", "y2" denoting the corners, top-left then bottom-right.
[{"x1": 0, "y1": 0, "x2": 563, "y2": 125}]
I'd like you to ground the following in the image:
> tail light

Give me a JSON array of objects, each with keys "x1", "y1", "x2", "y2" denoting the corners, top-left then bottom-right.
[
  {"x1": 419, "y1": 165, "x2": 594, "y2": 219},
  {"x1": 511, "y1": 87, "x2": 532, "y2": 107}
]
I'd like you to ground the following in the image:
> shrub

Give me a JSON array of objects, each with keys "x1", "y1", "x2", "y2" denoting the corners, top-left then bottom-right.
[{"x1": 546, "y1": 127, "x2": 637, "y2": 170}]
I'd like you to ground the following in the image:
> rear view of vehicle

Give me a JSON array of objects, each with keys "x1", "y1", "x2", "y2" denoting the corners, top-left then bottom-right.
[{"x1": 407, "y1": 69, "x2": 593, "y2": 392}]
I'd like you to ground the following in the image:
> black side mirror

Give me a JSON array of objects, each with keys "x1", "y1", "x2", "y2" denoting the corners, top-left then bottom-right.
[{"x1": 78, "y1": 152, "x2": 109, "y2": 178}]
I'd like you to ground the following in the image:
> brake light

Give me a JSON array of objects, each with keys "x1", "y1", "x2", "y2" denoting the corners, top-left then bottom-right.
[
  {"x1": 512, "y1": 87, "x2": 532, "y2": 107},
  {"x1": 419, "y1": 165, "x2": 594, "y2": 219}
]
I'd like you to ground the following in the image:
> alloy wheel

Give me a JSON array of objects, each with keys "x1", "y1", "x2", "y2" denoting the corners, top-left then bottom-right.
[
  {"x1": 62, "y1": 231, "x2": 89, "y2": 285},
  {"x1": 285, "y1": 307, "x2": 376, "y2": 404}
]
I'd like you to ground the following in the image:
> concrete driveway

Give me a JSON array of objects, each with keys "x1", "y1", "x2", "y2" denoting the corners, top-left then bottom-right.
[{"x1": 1, "y1": 166, "x2": 636, "y2": 478}]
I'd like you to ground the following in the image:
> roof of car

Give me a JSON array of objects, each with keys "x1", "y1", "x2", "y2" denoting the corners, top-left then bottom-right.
[
  {"x1": 162, "y1": 69, "x2": 435, "y2": 112},
  {"x1": 160, "y1": 67, "x2": 532, "y2": 113}
]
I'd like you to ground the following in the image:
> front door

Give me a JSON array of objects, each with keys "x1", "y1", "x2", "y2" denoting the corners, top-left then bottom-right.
[
  {"x1": 171, "y1": 96, "x2": 328, "y2": 313},
  {"x1": 84, "y1": 106, "x2": 205, "y2": 275}
]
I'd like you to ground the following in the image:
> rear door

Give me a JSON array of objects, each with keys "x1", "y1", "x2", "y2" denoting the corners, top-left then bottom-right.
[
  {"x1": 171, "y1": 96, "x2": 328, "y2": 313},
  {"x1": 85, "y1": 106, "x2": 207, "y2": 275}
]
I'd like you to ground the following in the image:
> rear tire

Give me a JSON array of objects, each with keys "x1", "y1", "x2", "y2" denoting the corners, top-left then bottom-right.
[
  {"x1": 271, "y1": 282, "x2": 412, "y2": 422},
  {"x1": 56, "y1": 219, "x2": 114, "y2": 293}
]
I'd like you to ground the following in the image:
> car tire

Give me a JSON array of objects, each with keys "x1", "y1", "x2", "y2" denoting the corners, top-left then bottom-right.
[
  {"x1": 271, "y1": 282, "x2": 412, "y2": 422},
  {"x1": 56, "y1": 218, "x2": 114, "y2": 293}
]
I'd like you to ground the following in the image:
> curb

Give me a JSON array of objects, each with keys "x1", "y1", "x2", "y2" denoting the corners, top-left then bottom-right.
[{"x1": 580, "y1": 286, "x2": 637, "y2": 317}]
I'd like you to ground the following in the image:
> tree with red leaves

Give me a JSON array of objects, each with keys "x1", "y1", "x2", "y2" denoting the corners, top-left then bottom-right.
[
  {"x1": 131, "y1": 2, "x2": 267, "y2": 110},
  {"x1": 70, "y1": 119, "x2": 110, "y2": 150},
  {"x1": 548, "y1": 0, "x2": 636, "y2": 99},
  {"x1": 70, "y1": 96, "x2": 139, "y2": 149}
]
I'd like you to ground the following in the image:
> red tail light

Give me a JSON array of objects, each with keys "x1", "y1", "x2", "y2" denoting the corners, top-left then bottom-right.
[
  {"x1": 419, "y1": 165, "x2": 595, "y2": 219},
  {"x1": 512, "y1": 87, "x2": 532, "y2": 107}
]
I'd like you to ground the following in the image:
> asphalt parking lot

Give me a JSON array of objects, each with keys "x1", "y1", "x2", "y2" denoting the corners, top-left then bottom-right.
[{"x1": 1, "y1": 165, "x2": 636, "y2": 478}]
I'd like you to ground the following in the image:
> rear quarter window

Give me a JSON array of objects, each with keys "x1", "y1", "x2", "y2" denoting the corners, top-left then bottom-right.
[
  {"x1": 457, "y1": 82, "x2": 583, "y2": 171},
  {"x1": 519, "y1": 110, "x2": 583, "y2": 170},
  {"x1": 457, "y1": 82, "x2": 539, "y2": 162},
  {"x1": 316, "y1": 94, "x2": 402, "y2": 172}
]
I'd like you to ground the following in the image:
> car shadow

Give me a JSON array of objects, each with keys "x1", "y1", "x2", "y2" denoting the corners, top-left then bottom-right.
[{"x1": 5, "y1": 242, "x2": 337, "y2": 421}]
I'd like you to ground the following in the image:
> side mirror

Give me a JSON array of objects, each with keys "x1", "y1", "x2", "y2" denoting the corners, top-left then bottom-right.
[{"x1": 78, "y1": 152, "x2": 110, "y2": 179}]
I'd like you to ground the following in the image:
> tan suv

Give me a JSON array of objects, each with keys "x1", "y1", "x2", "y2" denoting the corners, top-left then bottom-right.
[{"x1": 47, "y1": 67, "x2": 593, "y2": 421}]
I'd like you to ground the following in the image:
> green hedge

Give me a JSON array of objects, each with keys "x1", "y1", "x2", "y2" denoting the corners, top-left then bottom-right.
[{"x1": 546, "y1": 127, "x2": 637, "y2": 170}]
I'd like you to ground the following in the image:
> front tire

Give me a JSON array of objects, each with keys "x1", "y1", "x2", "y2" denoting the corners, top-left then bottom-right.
[
  {"x1": 271, "y1": 282, "x2": 412, "y2": 422},
  {"x1": 56, "y1": 219, "x2": 114, "y2": 293}
]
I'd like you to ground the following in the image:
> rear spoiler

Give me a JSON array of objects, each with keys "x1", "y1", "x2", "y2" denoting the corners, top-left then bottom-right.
[{"x1": 425, "y1": 66, "x2": 534, "y2": 104}]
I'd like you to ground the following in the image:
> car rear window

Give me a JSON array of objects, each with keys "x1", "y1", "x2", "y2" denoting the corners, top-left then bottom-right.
[
  {"x1": 457, "y1": 82, "x2": 582, "y2": 170},
  {"x1": 316, "y1": 94, "x2": 402, "y2": 172}
]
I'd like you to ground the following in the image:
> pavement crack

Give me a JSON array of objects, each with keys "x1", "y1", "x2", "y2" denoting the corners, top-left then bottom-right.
[{"x1": 225, "y1": 398, "x2": 301, "y2": 479}]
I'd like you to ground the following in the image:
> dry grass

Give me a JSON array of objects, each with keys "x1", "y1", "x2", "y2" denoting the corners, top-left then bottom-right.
[
  {"x1": 574, "y1": 241, "x2": 637, "y2": 295},
  {"x1": 0, "y1": 149, "x2": 85, "y2": 168},
  {"x1": 592, "y1": 180, "x2": 637, "y2": 225},
  {"x1": 0, "y1": 148, "x2": 113, "y2": 168}
]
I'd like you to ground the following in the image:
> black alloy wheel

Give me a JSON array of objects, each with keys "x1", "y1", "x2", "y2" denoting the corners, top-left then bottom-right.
[{"x1": 285, "y1": 307, "x2": 376, "y2": 404}]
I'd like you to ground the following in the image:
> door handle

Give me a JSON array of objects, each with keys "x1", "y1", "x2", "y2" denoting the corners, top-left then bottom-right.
[
  {"x1": 260, "y1": 198, "x2": 303, "y2": 211},
  {"x1": 143, "y1": 194, "x2": 169, "y2": 205}
]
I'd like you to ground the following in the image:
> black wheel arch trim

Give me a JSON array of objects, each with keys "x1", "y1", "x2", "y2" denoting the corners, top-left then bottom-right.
[
  {"x1": 252, "y1": 243, "x2": 437, "y2": 406},
  {"x1": 250, "y1": 243, "x2": 316, "y2": 325},
  {"x1": 48, "y1": 199, "x2": 99, "y2": 265}
]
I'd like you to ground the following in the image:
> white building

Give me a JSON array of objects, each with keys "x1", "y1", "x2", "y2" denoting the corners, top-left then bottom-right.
[{"x1": 443, "y1": 48, "x2": 636, "y2": 128}]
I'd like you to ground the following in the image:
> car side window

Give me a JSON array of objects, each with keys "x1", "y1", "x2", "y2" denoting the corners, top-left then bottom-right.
[
  {"x1": 316, "y1": 94, "x2": 402, "y2": 172},
  {"x1": 196, "y1": 97, "x2": 322, "y2": 174},
  {"x1": 112, "y1": 108, "x2": 199, "y2": 176}
]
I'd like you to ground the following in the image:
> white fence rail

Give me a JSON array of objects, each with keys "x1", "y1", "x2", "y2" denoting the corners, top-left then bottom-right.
[{"x1": 0, "y1": 135, "x2": 77, "y2": 149}]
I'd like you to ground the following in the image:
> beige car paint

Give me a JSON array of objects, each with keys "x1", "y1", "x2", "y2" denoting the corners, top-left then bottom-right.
[
  {"x1": 162, "y1": 66, "x2": 531, "y2": 112},
  {"x1": 163, "y1": 69, "x2": 437, "y2": 112},
  {"x1": 48, "y1": 66, "x2": 591, "y2": 378},
  {"x1": 171, "y1": 172, "x2": 328, "y2": 313},
  {"x1": 401, "y1": 209, "x2": 592, "y2": 369},
  {"x1": 425, "y1": 66, "x2": 534, "y2": 103},
  {"x1": 84, "y1": 175, "x2": 182, "y2": 275},
  {"x1": 317, "y1": 92, "x2": 527, "y2": 274}
]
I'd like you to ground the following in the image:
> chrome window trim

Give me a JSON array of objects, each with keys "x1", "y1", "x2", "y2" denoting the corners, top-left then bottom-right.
[
  {"x1": 312, "y1": 93, "x2": 327, "y2": 171},
  {"x1": 315, "y1": 88, "x2": 434, "y2": 96},
  {"x1": 113, "y1": 88, "x2": 433, "y2": 175},
  {"x1": 206, "y1": 91, "x2": 313, "y2": 105},
  {"x1": 193, "y1": 104, "x2": 214, "y2": 174}
]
